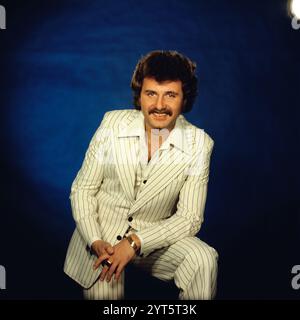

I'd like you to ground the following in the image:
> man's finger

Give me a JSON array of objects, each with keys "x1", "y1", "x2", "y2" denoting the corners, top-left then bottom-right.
[
  {"x1": 114, "y1": 264, "x2": 125, "y2": 282},
  {"x1": 106, "y1": 262, "x2": 118, "y2": 282},
  {"x1": 93, "y1": 253, "x2": 110, "y2": 270},
  {"x1": 100, "y1": 265, "x2": 110, "y2": 281}
]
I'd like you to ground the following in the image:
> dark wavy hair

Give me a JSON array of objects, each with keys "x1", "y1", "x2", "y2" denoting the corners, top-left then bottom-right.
[{"x1": 130, "y1": 50, "x2": 198, "y2": 113}]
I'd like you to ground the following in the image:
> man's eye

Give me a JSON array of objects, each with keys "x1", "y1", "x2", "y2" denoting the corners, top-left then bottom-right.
[
  {"x1": 147, "y1": 92, "x2": 155, "y2": 97},
  {"x1": 167, "y1": 93, "x2": 176, "y2": 98}
]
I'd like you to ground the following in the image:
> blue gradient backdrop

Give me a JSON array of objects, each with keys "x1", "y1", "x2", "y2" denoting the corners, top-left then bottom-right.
[{"x1": 0, "y1": 0, "x2": 299, "y2": 299}]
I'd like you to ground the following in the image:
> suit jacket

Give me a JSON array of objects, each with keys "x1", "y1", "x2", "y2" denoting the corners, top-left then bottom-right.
[{"x1": 64, "y1": 109, "x2": 214, "y2": 288}]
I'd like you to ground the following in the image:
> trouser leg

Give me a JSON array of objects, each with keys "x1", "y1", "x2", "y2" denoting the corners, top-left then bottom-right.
[{"x1": 133, "y1": 236, "x2": 218, "y2": 300}]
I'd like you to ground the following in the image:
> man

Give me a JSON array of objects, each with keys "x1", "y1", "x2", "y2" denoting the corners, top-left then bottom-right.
[{"x1": 64, "y1": 50, "x2": 218, "y2": 300}]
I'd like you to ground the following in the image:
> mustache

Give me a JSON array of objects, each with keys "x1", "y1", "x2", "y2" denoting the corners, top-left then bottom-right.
[{"x1": 149, "y1": 109, "x2": 172, "y2": 116}]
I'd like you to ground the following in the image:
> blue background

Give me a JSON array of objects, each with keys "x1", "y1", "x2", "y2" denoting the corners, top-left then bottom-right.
[{"x1": 0, "y1": 0, "x2": 299, "y2": 299}]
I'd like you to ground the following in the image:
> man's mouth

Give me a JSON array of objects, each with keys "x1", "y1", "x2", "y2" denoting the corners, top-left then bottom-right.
[{"x1": 151, "y1": 112, "x2": 170, "y2": 120}]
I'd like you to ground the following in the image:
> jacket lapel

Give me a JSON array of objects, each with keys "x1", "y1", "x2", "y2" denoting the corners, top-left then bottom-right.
[
  {"x1": 111, "y1": 111, "x2": 143, "y2": 202},
  {"x1": 129, "y1": 146, "x2": 193, "y2": 214},
  {"x1": 112, "y1": 136, "x2": 139, "y2": 202}
]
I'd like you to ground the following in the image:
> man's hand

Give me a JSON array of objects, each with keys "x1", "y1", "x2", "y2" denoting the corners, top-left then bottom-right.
[
  {"x1": 93, "y1": 236, "x2": 140, "y2": 282},
  {"x1": 91, "y1": 240, "x2": 114, "y2": 271}
]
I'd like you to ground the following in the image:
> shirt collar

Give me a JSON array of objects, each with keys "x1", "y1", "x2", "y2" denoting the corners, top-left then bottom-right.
[
  {"x1": 159, "y1": 116, "x2": 192, "y2": 155},
  {"x1": 118, "y1": 111, "x2": 145, "y2": 138}
]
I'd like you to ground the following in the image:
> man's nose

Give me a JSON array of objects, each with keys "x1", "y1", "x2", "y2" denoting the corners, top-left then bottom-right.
[{"x1": 155, "y1": 95, "x2": 164, "y2": 109}]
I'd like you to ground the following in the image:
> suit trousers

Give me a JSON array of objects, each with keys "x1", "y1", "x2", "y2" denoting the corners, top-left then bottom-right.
[{"x1": 83, "y1": 236, "x2": 218, "y2": 300}]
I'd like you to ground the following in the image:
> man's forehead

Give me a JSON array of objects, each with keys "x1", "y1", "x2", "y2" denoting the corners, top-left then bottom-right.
[{"x1": 142, "y1": 77, "x2": 182, "y2": 90}]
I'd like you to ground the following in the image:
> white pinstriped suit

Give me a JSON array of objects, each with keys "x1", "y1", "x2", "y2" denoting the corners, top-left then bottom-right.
[{"x1": 64, "y1": 109, "x2": 218, "y2": 300}]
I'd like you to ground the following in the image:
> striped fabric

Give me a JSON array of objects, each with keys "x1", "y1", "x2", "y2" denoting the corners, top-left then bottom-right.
[{"x1": 64, "y1": 109, "x2": 218, "y2": 299}]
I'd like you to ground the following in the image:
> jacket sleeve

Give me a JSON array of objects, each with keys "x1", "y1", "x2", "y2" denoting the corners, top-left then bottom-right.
[
  {"x1": 69, "y1": 112, "x2": 111, "y2": 247},
  {"x1": 135, "y1": 133, "x2": 214, "y2": 257}
]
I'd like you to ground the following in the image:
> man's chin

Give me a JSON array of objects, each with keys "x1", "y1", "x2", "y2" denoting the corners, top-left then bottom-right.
[
  {"x1": 149, "y1": 116, "x2": 170, "y2": 125},
  {"x1": 148, "y1": 121, "x2": 169, "y2": 130}
]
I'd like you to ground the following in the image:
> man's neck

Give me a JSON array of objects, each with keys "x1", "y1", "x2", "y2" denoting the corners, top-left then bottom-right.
[
  {"x1": 145, "y1": 124, "x2": 174, "y2": 161},
  {"x1": 145, "y1": 123, "x2": 174, "y2": 142}
]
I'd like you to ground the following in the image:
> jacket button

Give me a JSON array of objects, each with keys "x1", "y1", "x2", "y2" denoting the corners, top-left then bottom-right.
[
  {"x1": 117, "y1": 235, "x2": 122, "y2": 240},
  {"x1": 128, "y1": 216, "x2": 133, "y2": 222},
  {"x1": 143, "y1": 180, "x2": 147, "y2": 184}
]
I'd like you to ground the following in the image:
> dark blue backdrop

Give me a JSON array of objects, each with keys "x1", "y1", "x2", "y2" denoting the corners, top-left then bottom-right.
[{"x1": 0, "y1": 0, "x2": 299, "y2": 299}]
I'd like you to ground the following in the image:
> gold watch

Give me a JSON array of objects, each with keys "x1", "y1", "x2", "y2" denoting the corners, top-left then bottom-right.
[{"x1": 125, "y1": 235, "x2": 140, "y2": 255}]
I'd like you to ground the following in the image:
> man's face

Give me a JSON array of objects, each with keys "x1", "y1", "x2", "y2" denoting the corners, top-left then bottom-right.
[{"x1": 140, "y1": 77, "x2": 184, "y2": 133}]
